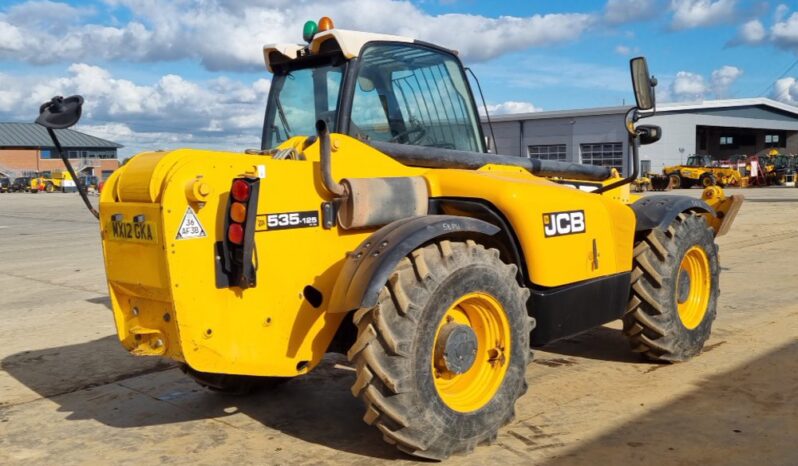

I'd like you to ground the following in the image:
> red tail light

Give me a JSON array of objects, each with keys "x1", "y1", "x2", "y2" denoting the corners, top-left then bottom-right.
[
  {"x1": 221, "y1": 177, "x2": 259, "y2": 288},
  {"x1": 231, "y1": 179, "x2": 250, "y2": 202},
  {"x1": 228, "y1": 223, "x2": 244, "y2": 245}
]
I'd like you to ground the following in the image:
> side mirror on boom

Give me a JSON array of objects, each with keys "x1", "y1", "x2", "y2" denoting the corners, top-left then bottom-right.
[
  {"x1": 36, "y1": 95, "x2": 84, "y2": 129},
  {"x1": 630, "y1": 56, "x2": 657, "y2": 112},
  {"x1": 35, "y1": 95, "x2": 98, "y2": 219},
  {"x1": 594, "y1": 56, "x2": 659, "y2": 194}
]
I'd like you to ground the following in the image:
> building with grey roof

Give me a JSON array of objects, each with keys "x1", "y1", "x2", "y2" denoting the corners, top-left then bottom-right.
[
  {"x1": 482, "y1": 98, "x2": 798, "y2": 177},
  {"x1": 0, "y1": 123, "x2": 122, "y2": 180}
]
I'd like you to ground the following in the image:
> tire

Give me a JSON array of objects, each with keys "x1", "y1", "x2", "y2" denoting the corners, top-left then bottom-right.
[
  {"x1": 181, "y1": 364, "x2": 288, "y2": 395},
  {"x1": 669, "y1": 174, "x2": 682, "y2": 189},
  {"x1": 623, "y1": 212, "x2": 719, "y2": 362},
  {"x1": 348, "y1": 240, "x2": 532, "y2": 460},
  {"x1": 700, "y1": 173, "x2": 716, "y2": 188},
  {"x1": 45, "y1": 182, "x2": 55, "y2": 193}
]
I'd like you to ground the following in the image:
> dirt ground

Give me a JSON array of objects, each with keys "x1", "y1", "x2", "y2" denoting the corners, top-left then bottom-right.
[{"x1": 1, "y1": 188, "x2": 796, "y2": 465}]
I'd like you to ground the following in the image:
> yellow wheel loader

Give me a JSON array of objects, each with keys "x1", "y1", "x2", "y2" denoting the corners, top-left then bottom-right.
[{"x1": 34, "y1": 19, "x2": 743, "y2": 460}]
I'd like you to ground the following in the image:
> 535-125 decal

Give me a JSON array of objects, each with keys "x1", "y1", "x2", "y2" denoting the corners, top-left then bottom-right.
[{"x1": 256, "y1": 211, "x2": 319, "y2": 231}]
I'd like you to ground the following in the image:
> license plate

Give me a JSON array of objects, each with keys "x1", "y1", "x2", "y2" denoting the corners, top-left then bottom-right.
[{"x1": 107, "y1": 220, "x2": 158, "y2": 244}]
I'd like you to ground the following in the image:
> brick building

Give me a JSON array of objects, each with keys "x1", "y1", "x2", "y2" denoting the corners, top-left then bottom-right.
[{"x1": 0, "y1": 123, "x2": 122, "y2": 180}]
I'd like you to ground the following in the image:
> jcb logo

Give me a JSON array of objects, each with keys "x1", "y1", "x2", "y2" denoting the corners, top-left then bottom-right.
[{"x1": 543, "y1": 210, "x2": 586, "y2": 237}]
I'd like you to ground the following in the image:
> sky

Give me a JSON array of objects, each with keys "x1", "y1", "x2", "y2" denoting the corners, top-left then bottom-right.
[{"x1": 1, "y1": 0, "x2": 798, "y2": 158}]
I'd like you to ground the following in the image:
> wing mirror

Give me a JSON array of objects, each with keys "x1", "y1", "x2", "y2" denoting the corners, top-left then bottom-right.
[
  {"x1": 35, "y1": 95, "x2": 84, "y2": 129},
  {"x1": 637, "y1": 124, "x2": 662, "y2": 145},
  {"x1": 630, "y1": 57, "x2": 657, "y2": 112},
  {"x1": 34, "y1": 95, "x2": 99, "y2": 219}
]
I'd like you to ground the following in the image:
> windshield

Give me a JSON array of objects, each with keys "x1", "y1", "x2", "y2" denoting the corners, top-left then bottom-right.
[
  {"x1": 263, "y1": 63, "x2": 345, "y2": 149},
  {"x1": 686, "y1": 156, "x2": 705, "y2": 166},
  {"x1": 349, "y1": 44, "x2": 483, "y2": 152}
]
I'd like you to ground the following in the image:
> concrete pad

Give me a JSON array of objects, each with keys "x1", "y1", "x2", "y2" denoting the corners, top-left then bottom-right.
[{"x1": 1, "y1": 189, "x2": 797, "y2": 465}]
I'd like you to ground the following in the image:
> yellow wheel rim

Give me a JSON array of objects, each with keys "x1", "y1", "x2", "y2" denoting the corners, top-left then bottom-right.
[
  {"x1": 432, "y1": 292, "x2": 510, "y2": 413},
  {"x1": 676, "y1": 246, "x2": 711, "y2": 329}
]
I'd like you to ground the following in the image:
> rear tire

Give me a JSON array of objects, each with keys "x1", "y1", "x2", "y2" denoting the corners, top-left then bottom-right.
[
  {"x1": 348, "y1": 240, "x2": 531, "y2": 459},
  {"x1": 623, "y1": 212, "x2": 719, "y2": 362},
  {"x1": 181, "y1": 364, "x2": 288, "y2": 395}
]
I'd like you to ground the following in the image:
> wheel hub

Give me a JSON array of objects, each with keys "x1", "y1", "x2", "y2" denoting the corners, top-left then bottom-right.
[
  {"x1": 676, "y1": 245, "x2": 711, "y2": 330},
  {"x1": 434, "y1": 323, "x2": 478, "y2": 375}
]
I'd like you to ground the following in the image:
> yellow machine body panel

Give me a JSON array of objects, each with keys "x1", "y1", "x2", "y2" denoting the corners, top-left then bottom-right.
[
  {"x1": 425, "y1": 167, "x2": 635, "y2": 286},
  {"x1": 99, "y1": 134, "x2": 636, "y2": 377}
]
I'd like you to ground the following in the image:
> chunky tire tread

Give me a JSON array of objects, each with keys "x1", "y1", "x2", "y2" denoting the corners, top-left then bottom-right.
[
  {"x1": 623, "y1": 212, "x2": 720, "y2": 362},
  {"x1": 349, "y1": 241, "x2": 531, "y2": 459}
]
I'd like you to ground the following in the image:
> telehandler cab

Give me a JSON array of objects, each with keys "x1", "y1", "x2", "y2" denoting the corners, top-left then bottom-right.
[{"x1": 36, "y1": 18, "x2": 743, "y2": 459}]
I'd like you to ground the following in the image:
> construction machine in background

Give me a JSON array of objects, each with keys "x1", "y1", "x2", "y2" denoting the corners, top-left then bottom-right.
[
  {"x1": 663, "y1": 154, "x2": 742, "y2": 188},
  {"x1": 34, "y1": 19, "x2": 743, "y2": 459},
  {"x1": 761, "y1": 149, "x2": 795, "y2": 185},
  {"x1": 9, "y1": 176, "x2": 41, "y2": 193},
  {"x1": 40, "y1": 169, "x2": 78, "y2": 193}
]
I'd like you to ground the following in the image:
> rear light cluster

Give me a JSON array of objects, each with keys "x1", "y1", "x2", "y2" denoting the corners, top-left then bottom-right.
[
  {"x1": 228, "y1": 179, "x2": 251, "y2": 244},
  {"x1": 221, "y1": 177, "x2": 259, "y2": 288}
]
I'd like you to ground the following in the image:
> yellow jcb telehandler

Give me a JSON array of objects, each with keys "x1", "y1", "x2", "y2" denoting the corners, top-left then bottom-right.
[
  {"x1": 35, "y1": 18, "x2": 743, "y2": 460},
  {"x1": 663, "y1": 155, "x2": 741, "y2": 188}
]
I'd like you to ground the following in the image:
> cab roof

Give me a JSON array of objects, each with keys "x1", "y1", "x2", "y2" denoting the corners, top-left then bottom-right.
[{"x1": 262, "y1": 29, "x2": 415, "y2": 72}]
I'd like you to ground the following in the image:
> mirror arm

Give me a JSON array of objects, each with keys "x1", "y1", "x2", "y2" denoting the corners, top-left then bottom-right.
[
  {"x1": 46, "y1": 128, "x2": 99, "y2": 219},
  {"x1": 594, "y1": 108, "x2": 640, "y2": 195}
]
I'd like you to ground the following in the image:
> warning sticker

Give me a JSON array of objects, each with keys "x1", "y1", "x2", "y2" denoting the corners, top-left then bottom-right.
[{"x1": 176, "y1": 206, "x2": 207, "y2": 240}]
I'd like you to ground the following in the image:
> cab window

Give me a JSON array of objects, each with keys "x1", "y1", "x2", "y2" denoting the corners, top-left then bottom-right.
[{"x1": 349, "y1": 43, "x2": 482, "y2": 152}]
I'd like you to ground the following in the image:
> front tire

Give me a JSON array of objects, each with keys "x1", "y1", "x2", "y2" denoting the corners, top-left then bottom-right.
[
  {"x1": 623, "y1": 212, "x2": 719, "y2": 362},
  {"x1": 700, "y1": 173, "x2": 716, "y2": 188},
  {"x1": 348, "y1": 240, "x2": 531, "y2": 459}
]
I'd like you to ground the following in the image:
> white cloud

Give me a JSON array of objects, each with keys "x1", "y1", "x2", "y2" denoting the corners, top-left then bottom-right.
[
  {"x1": 666, "y1": 65, "x2": 743, "y2": 101},
  {"x1": 771, "y1": 11, "x2": 798, "y2": 51},
  {"x1": 4, "y1": 0, "x2": 91, "y2": 31},
  {"x1": 735, "y1": 19, "x2": 765, "y2": 44},
  {"x1": 604, "y1": 0, "x2": 658, "y2": 24},
  {"x1": 0, "y1": 65, "x2": 271, "y2": 157},
  {"x1": 614, "y1": 44, "x2": 641, "y2": 56},
  {"x1": 771, "y1": 77, "x2": 798, "y2": 105},
  {"x1": 0, "y1": 22, "x2": 24, "y2": 51},
  {"x1": 729, "y1": 7, "x2": 798, "y2": 52},
  {"x1": 0, "y1": 0, "x2": 596, "y2": 70},
  {"x1": 669, "y1": 0, "x2": 737, "y2": 29},
  {"x1": 483, "y1": 101, "x2": 542, "y2": 115},
  {"x1": 774, "y1": 4, "x2": 790, "y2": 22},
  {"x1": 711, "y1": 65, "x2": 742, "y2": 97},
  {"x1": 670, "y1": 71, "x2": 708, "y2": 101}
]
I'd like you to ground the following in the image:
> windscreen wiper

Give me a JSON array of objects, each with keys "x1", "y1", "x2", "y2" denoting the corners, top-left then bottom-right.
[{"x1": 275, "y1": 98, "x2": 292, "y2": 139}]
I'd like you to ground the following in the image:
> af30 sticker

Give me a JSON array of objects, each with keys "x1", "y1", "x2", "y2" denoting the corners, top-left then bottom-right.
[
  {"x1": 256, "y1": 211, "x2": 319, "y2": 231},
  {"x1": 543, "y1": 210, "x2": 586, "y2": 237}
]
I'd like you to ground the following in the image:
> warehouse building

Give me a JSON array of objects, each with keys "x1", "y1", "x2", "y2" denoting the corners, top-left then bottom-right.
[
  {"x1": 483, "y1": 98, "x2": 798, "y2": 176},
  {"x1": 0, "y1": 123, "x2": 122, "y2": 180}
]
